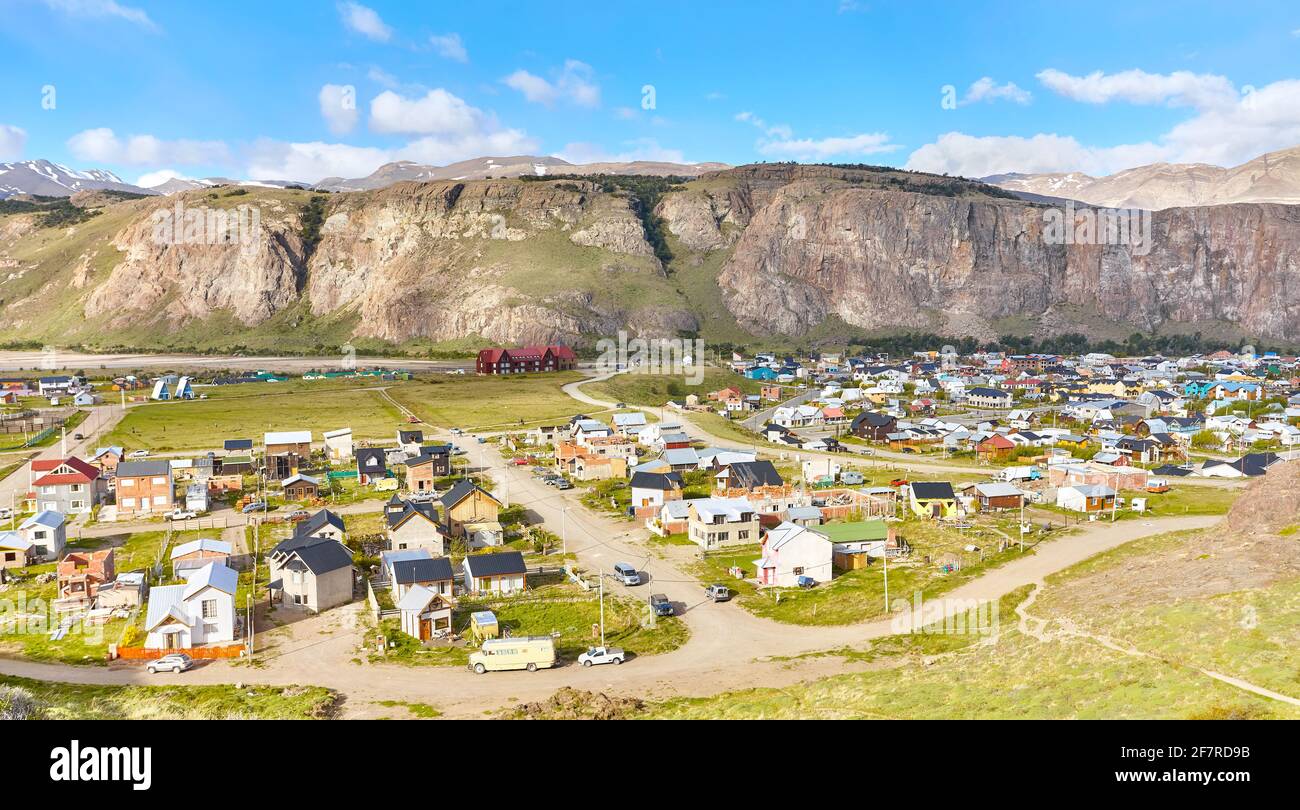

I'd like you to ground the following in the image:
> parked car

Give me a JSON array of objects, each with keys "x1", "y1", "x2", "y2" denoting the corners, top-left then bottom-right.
[
  {"x1": 450, "y1": 428, "x2": 463, "y2": 436},
  {"x1": 554, "y1": 480, "x2": 573, "y2": 490},
  {"x1": 613, "y1": 562, "x2": 641, "y2": 586},
  {"x1": 705, "y1": 584, "x2": 732, "y2": 602},
  {"x1": 543, "y1": 475, "x2": 564, "y2": 486},
  {"x1": 72, "y1": 432, "x2": 84, "y2": 440},
  {"x1": 146, "y1": 653, "x2": 193, "y2": 674},
  {"x1": 649, "y1": 593, "x2": 674, "y2": 616},
  {"x1": 475, "y1": 436, "x2": 486, "y2": 444},
  {"x1": 578, "y1": 646, "x2": 625, "y2": 667},
  {"x1": 796, "y1": 575, "x2": 817, "y2": 589},
  {"x1": 167, "y1": 509, "x2": 198, "y2": 521},
  {"x1": 410, "y1": 490, "x2": 435, "y2": 501},
  {"x1": 287, "y1": 509, "x2": 310, "y2": 522},
  {"x1": 241, "y1": 501, "x2": 268, "y2": 514},
  {"x1": 511, "y1": 456, "x2": 531, "y2": 465},
  {"x1": 128, "y1": 449, "x2": 150, "y2": 458}
]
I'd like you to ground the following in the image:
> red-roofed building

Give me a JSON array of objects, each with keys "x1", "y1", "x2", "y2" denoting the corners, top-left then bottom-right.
[
  {"x1": 476, "y1": 345, "x2": 577, "y2": 375},
  {"x1": 31, "y1": 456, "x2": 104, "y2": 515}
]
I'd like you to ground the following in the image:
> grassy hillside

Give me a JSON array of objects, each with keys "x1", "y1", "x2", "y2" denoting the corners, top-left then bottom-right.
[{"x1": 644, "y1": 502, "x2": 1300, "y2": 719}]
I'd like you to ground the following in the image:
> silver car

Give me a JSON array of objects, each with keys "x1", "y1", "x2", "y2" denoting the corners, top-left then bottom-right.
[{"x1": 146, "y1": 653, "x2": 194, "y2": 674}]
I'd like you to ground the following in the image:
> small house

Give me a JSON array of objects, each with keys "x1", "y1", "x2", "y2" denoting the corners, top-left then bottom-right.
[{"x1": 461, "y1": 551, "x2": 527, "y2": 596}]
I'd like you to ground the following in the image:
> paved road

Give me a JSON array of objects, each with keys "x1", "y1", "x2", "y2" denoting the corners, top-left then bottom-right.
[{"x1": 0, "y1": 351, "x2": 474, "y2": 373}]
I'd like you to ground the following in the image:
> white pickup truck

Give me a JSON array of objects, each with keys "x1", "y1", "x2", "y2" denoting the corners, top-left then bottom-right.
[{"x1": 578, "y1": 646, "x2": 626, "y2": 667}]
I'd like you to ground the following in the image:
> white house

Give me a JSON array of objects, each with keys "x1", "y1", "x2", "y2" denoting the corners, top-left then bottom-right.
[
  {"x1": 398, "y1": 585, "x2": 456, "y2": 641},
  {"x1": 1055, "y1": 484, "x2": 1116, "y2": 513},
  {"x1": 753, "y1": 521, "x2": 834, "y2": 587},
  {"x1": 461, "y1": 550, "x2": 527, "y2": 596},
  {"x1": 19, "y1": 510, "x2": 66, "y2": 562},
  {"x1": 144, "y1": 562, "x2": 238, "y2": 649},
  {"x1": 323, "y1": 427, "x2": 354, "y2": 461}
]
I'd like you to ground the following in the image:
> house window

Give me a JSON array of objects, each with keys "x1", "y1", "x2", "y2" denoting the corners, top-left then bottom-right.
[
  {"x1": 152, "y1": 477, "x2": 167, "y2": 485},
  {"x1": 153, "y1": 495, "x2": 168, "y2": 505},
  {"x1": 120, "y1": 479, "x2": 134, "y2": 487},
  {"x1": 201, "y1": 599, "x2": 218, "y2": 619},
  {"x1": 794, "y1": 567, "x2": 805, "y2": 576},
  {"x1": 120, "y1": 497, "x2": 135, "y2": 508}
]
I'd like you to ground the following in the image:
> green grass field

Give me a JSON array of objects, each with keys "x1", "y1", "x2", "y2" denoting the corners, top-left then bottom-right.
[
  {"x1": 0, "y1": 675, "x2": 338, "y2": 719},
  {"x1": 583, "y1": 369, "x2": 762, "y2": 408},
  {"x1": 105, "y1": 384, "x2": 403, "y2": 451},
  {"x1": 387, "y1": 372, "x2": 588, "y2": 431}
]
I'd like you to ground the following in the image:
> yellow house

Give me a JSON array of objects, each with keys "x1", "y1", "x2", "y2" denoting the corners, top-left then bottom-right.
[{"x1": 908, "y1": 482, "x2": 959, "y2": 519}]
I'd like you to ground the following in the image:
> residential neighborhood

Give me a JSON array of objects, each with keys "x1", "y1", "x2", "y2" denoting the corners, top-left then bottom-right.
[{"x1": 0, "y1": 338, "x2": 1295, "y2": 728}]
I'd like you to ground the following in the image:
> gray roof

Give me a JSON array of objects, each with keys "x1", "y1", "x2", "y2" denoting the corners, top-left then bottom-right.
[
  {"x1": 289, "y1": 538, "x2": 354, "y2": 575},
  {"x1": 392, "y1": 555, "x2": 453, "y2": 584},
  {"x1": 116, "y1": 460, "x2": 172, "y2": 477},
  {"x1": 463, "y1": 550, "x2": 526, "y2": 577}
]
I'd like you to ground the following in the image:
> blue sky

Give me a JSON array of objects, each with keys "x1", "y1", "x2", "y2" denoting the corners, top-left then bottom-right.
[{"x1": 2, "y1": 0, "x2": 1299, "y2": 185}]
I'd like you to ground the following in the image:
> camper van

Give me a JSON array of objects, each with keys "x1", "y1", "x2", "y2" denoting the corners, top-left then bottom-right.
[{"x1": 468, "y1": 636, "x2": 557, "y2": 674}]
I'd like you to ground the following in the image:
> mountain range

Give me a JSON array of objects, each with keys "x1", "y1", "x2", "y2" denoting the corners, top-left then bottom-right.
[
  {"x1": 983, "y1": 146, "x2": 1300, "y2": 210},
  {"x1": 0, "y1": 156, "x2": 730, "y2": 200}
]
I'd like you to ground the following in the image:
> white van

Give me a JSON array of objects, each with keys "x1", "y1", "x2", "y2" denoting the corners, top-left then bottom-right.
[
  {"x1": 468, "y1": 636, "x2": 557, "y2": 674},
  {"x1": 613, "y1": 562, "x2": 641, "y2": 586}
]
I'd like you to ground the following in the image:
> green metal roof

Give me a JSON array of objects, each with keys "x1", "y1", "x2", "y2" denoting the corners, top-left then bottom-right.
[{"x1": 817, "y1": 520, "x2": 889, "y2": 543}]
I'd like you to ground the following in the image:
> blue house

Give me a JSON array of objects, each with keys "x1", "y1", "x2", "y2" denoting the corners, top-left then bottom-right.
[{"x1": 745, "y1": 367, "x2": 778, "y2": 381}]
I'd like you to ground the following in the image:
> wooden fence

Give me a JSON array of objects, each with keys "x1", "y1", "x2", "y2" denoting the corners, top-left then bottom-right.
[{"x1": 110, "y1": 644, "x2": 246, "y2": 660}]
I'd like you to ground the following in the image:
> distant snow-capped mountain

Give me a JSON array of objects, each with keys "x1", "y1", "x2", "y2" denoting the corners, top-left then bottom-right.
[{"x1": 0, "y1": 159, "x2": 155, "y2": 199}]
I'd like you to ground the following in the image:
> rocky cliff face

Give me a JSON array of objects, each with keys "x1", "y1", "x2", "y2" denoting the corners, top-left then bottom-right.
[
  {"x1": 656, "y1": 165, "x2": 1300, "y2": 343},
  {"x1": 4, "y1": 162, "x2": 1299, "y2": 351},
  {"x1": 57, "y1": 178, "x2": 693, "y2": 348}
]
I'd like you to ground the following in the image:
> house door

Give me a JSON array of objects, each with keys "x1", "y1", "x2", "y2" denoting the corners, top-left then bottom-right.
[
  {"x1": 931, "y1": 502, "x2": 942, "y2": 518},
  {"x1": 419, "y1": 618, "x2": 432, "y2": 641}
]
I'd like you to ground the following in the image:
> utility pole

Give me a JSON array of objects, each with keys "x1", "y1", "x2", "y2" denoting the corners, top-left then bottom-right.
[
  {"x1": 598, "y1": 573, "x2": 606, "y2": 647},
  {"x1": 882, "y1": 547, "x2": 889, "y2": 613}
]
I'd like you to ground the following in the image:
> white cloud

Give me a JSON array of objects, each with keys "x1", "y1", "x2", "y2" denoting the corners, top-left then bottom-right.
[
  {"x1": 319, "y1": 84, "x2": 359, "y2": 135},
  {"x1": 908, "y1": 74, "x2": 1300, "y2": 177},
  {"x1": 135, "y1": 169, "x2": 191, "y2": 188},
  {"x1": 735, "y1": 111, "x2": 793, "y2": 140},
  {"x1": 67, "y1": 128, "x2": 229, "y2": 166},
  {"x1": 337, "y1": 1, "x2": 391, "y2": 42},
  {"x1": 1036, "y1": 68, "x2": 1237, "y2": 109},
  {"x1": 367, "y1": 66, "x2": 399, "y2": 88},
  {"x1": 430, "y1": 33, "x2": 468, "y2": 63},
  {"x1": 758, "y1": 133, "x2": 899, "y2": 160},
  {"x1": 366, "y1": 88, "x2": 538, "y2": 165},
  {"x1": 369, "y1": 89, "x2": 489, "y2": 136},
  {"x1": 502, "y1": 60, "x2": 600, "y2": 108},
  {"x1": 40, "y1": 0, "x2": 158, "y2": 31},
  {"x1": 735, "y1": 110, "x2": 896, "y2": 160},
  {"x1": 557, "y1": 138, "x2": 688, "y2": 165},
  {"x1": 904, "y1": 132, "x2": 1166, "y2": 177},
  {"x1": 0, "y1": 124, "x2": 27, "y2": 160},
  {"x1": 245, "y1": 139, "x2": 392, "y2": 182},
  {"x1": 961, "y1": 77, "x2": 1031, "y2": 105},
  {"x1": 397, "y1": 130, "x2": 539, "y2": 165}
]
